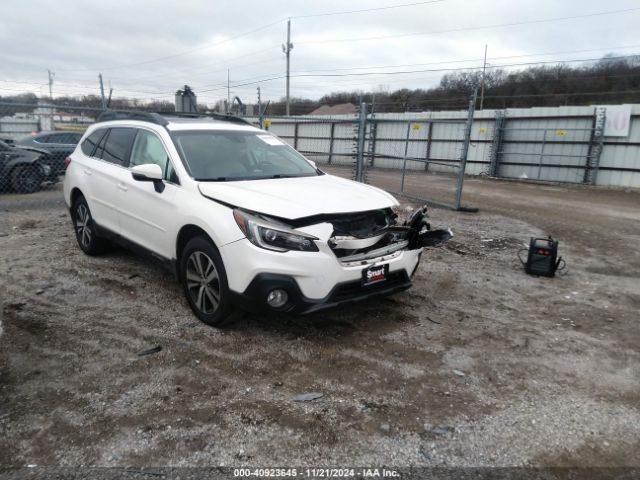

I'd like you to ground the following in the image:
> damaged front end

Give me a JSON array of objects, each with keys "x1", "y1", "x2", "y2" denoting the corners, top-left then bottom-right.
[
  {"x1": 226, "y1": 204, "x2": 452, "y2": 314},
  {"x1": 232, "y1": 204, "x2": 451, "y2": 265},
  {"x1": 324, "y1": 205, "x2": 452, "y2": 265}
]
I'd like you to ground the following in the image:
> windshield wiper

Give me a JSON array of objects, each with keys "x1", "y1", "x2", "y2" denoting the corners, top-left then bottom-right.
[{"x1": 203, "y1": 177, "x2": 231, "y2": 181}]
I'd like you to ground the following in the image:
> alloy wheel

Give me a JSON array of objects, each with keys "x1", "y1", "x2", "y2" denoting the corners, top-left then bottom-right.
[
  {"x1": 75, "y1": 204, "x2": 92, "y2": 248},
  {"x1": 186, "y1": 251, "x2": 221, "y2": 314}
]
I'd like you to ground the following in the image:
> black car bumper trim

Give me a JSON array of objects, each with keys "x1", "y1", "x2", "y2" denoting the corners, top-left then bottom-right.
[{"x1": 229, "y1": 271, "x2": 412, "y2": 315}]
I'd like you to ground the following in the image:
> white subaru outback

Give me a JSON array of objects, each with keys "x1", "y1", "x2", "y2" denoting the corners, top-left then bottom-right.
[{"x1": 63, "y1": 112, "x2": 450, "y2": 326}]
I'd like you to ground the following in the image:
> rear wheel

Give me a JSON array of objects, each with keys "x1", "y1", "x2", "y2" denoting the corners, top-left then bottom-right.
[
  {"x1": 180, "y1": 236, "x2": 235, "y2": 327},
  {"x1": 72, "y1": 196, "x2": 108, "y2": 255},
  {"x1": 11, "y1": 164, "x2": 43, "y2": 193}
]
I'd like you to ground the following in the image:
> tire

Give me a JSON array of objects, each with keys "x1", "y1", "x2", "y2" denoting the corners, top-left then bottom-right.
[
  {"x1": 180, "y1": 236, "x2": 235, "y2": 327},
  {"x1": 72, "y1": 195, "x2": 108, "y2": 255},
  {"x1": 11, "y1": 164, "x2": 43, "y2": 193}
]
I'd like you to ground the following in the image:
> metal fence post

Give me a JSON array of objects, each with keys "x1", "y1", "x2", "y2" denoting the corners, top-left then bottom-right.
[
  {"x1": 454, "y1": 90, "x2": 477, "y2": 210},
  {"x1": 400, "y1": 121, "x2": 411, "y2": 193},
  {"x1": 424, "y1": 121, "x2": 433, "y2": 171},
  {"x1": 293, "y1": 122, "x2": 299, "y2": 150},
  {"x1": 584, "y1": 106, "x2": 606, "y2": 185},
  {"x1": 328, "y1": 122, "x2": 335, "y2": 164},
  {"x1": 368, "y1": 117, "x2": 377, "y2": 167},
  {"x1": 488, "y1": 111, "x2": 505, "y2": 177},
  {"x1": 537, "y1": 129, "x2": 548, "y2": 180},
  {"x1": 354, "y1": 102, "x2": 367, "y2": 183}
]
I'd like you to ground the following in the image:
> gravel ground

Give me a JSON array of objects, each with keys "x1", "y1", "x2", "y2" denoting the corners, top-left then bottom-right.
[{"x1": 0, "y1": 175, "x2": 639, "y2": 470}]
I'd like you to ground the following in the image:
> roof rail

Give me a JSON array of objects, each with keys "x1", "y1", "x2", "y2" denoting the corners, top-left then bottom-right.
[
  {"x1": 162, "y1": 112, "x2": 253, "y2": 126},
  {"x1": 96, "y1": 110, "x2": 254, "y2": 127},
  {"x1": 96, "y1": 111, "x2": 169, "y2": 126},
  {"x1": 207, "y1": 113, "x2": 253, "y2": 126}
]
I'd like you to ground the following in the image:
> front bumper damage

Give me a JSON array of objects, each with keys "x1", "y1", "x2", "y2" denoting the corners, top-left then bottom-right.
[{"x1": 223, "y1": 205, "x2": 452, "y2": 314}]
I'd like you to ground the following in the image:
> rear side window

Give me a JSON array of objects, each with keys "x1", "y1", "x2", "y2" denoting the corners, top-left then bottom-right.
[
  {"x1": 98, "y1": 128, "x2": 137, "y2": 166},
  {"x1": 81, "y1": 129, "x2": 107, "y2": 157},
  {"x1": 35, "y1": 134, "x2": 52, "y2": 143},
  {"x1": 50, "y1": 133, "x2": 77, "y2": 144}
]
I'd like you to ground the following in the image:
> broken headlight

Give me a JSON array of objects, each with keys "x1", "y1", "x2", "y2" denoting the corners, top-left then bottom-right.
[{"x1": 233, "y1": 209, "x2": 319, "y2": 252}]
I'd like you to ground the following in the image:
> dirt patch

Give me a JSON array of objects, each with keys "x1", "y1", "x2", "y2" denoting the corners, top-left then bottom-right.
[{"x1": 1, "y1": 178, "x2": 639, "y2": 467}]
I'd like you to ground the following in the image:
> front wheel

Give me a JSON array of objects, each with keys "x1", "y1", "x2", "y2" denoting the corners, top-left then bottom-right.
[{"x1": 180, "y1": 236, "x2": 235, "y2": 327}]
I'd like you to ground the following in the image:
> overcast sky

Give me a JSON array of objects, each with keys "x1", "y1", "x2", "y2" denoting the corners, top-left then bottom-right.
[{"x1": 1, "y1": 0, "x2": 639, "y2": 106}]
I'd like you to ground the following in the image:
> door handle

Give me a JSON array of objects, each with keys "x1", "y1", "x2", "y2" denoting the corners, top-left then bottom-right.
[{"x1": 117, "y1": 182, "x2": 128, "y2": 192}]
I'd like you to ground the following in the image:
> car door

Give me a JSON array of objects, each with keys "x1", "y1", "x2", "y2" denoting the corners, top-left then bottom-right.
[
  {"x1": 83, "y1": 127, "x2": 137, "y2": 235},
  {"x1": 117, "y1": 128, "x2": 179, "y2": 259}
]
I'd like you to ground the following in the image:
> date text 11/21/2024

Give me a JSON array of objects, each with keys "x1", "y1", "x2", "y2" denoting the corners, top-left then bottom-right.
[{"x1": 233, "y1": 468, "x2": 401, "y2": 478}]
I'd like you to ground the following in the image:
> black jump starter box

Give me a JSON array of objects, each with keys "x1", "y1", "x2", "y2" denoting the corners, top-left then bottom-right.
[{"x1": 525, "y1": 237, "x2": 561, "y2": 277}]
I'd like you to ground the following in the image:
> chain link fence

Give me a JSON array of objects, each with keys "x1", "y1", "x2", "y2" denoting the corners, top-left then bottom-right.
[
  {"x1": 0, "y1": 102, "x2": 103, "y2": 195},
  {"x1": 243, "y1": 115, "x2": 360, "y2": 168},
  {"x1": 361, "y1": 115, "x2": 475, "y2": 210},
  {"x1": 0, "y1": 96, "x2": 478, "y2": 210},
  {"x1": 244, "y1": 95, "x2": 477, "y2": 211}
]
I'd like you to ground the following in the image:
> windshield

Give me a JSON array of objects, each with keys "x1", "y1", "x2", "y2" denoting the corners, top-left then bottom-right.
[{"x1": 171, "y1": 130, "x2": 319, "y2": 181}]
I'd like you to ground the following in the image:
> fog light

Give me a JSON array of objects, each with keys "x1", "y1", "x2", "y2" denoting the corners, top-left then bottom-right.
[{"x1": 266, "y1": 289, "x2": 288, "y2": 308}]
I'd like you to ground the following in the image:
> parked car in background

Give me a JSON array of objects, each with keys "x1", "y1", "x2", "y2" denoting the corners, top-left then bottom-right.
[
  {"x1": 0, "y1": 140, "x2": 50, "y2": 193},
  {"x1": 16, "y1": 131, "x2": 83, "y2": 178}
]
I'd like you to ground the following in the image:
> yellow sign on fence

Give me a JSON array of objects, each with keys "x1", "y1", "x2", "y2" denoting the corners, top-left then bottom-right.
[
  {"x1": 412, "y1": 123, "x2": 421, "y2": 130},
  {"x1": 556, "y1": 129, "x2": 567, "y2": 136}
]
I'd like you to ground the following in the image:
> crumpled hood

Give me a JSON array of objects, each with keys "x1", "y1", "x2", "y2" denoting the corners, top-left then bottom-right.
[{"x1": 198, "y1": 174, "x2": 398, "y2": 220}]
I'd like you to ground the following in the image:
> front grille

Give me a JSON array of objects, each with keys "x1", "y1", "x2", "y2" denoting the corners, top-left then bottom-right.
[{"x1": 329, "y1": 271, "x2": 409, "y2": 303}]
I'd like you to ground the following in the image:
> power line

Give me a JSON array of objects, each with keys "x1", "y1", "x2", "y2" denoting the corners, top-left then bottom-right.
[
  {"x1": 195, "y1": 53, "x2": 640, "y2": 94},
  {"x1": 56, "y1": 1, "x2": 448, "y2": 74},
  {"x1": 107, "y1": 46, "x2": 283, "y2": 83},
  {"x1": 0, "y1": 79, "x2": 173, "y2": 96},
  {"x1": 291, "y1": 0, "x2": 446, "y2": 19},
  {"x1": 4, "y1": 51, "x2": 639, "y2": 99},
  {"x1": 290, "y1": 44, "x2": 640, "y2": 75},
  {"x1": 369, "y1": 88, "x2": 640, "y2": 109},
  {"x1": 297, "y1": 7, "x2": 640, "y2": 45},
  {"x1": 292, "y1": 54, "x2": 640, "y2": 79},
  {"x1": 58, "y1": 20, "x2": 286, "y2": 73},
  {"x1": 293, "y1": 68, "x2": 640, "y2": 93}
]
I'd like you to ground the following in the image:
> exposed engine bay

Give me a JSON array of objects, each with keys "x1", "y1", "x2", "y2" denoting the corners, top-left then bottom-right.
[{"x1": 278, "y1": 205, "x2": 452, "y2": 265}]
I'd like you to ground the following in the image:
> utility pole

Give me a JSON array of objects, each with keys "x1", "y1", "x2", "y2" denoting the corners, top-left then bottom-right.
[
  {"x1": 480, "y1": 44, "x2": 487, "y2": 110},
  {"x1": 282, "y1": 18, "x2": 293, "y2": 116},
  {"x1": 257, "y1": 86, "x2": 262, "y2": 128},
  {"x1": 47, "y1": 69, "x2": 54, "y2": 99},
  {"x1": 99, "y1": 74, "x2": 106, "y2": 109},
  {"x1": 227, "y1": 69, "x2": 230, "y2": 114}
]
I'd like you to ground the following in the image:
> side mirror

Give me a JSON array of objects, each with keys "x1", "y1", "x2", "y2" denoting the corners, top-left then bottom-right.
[
  {"x1": 308, "y1": 160, "x2": 317, "y2": 169},
  {"x1": 131, "y1": 163, "x2": 163, "y2": 181},
  {"x1": 131, "y1": 164, "x2": 165, "y2": 193}
]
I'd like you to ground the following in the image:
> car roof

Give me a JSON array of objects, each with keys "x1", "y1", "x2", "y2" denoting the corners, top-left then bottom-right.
[
  {"x1": 94, "y1": 111, "x2": 257, "y2": 131},
  {"x1": 90, "y1": 118, "x2": 260, "y2": 133}
]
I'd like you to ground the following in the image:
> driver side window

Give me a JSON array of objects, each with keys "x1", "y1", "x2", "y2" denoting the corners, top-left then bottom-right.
[{"x1": 130, "y1": 130, "x2": 178, "y2": 183}]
